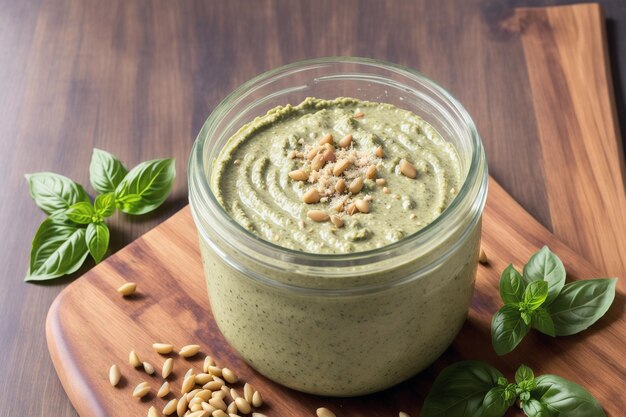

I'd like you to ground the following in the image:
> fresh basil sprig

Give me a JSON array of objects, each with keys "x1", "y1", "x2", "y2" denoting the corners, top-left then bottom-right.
[
  {"x1": 491, "y1": 246, "x2": 617, "y2": 355},
  {"x1": 422, "y1": 361, "x2": 606, "y2": 417},
  {"x1": 25, "y1": 149, "x2": 175, "y2": 281}
]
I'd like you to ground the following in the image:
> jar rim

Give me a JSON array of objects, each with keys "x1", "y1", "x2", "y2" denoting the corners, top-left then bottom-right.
[{"x1": 189, "y1": 56, "x2": 487, "y2": 276}]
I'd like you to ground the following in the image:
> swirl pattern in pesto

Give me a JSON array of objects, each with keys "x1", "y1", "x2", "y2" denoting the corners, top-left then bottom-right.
[{"x1": 212, "y1": 97, "x2": 461, "y2": 253}]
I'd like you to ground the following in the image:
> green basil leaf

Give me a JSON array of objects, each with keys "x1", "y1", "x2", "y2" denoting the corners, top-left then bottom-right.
[
  {"x1": 547, "y1": 278, "x2": 617, "y2": 336},
  {"x1": 491, "y1": 304, "x2": 530, "y2": 355},
  {"x1": 521, "y1": 310, "x2": 532, "y2": 325},
  {"x1": 531, "y1": 375, "x2": 607, "y2": 417},
  {"x1": 522, "y1": 398, "x2": 556, "y2": 417},
  {"x1": 481, "y1": 386, "x2": 514, "y2": 417},
  {"x1": 89, "y1": 148, "x2": 128, "y2": 194},
  {"x1": 515, "y1": 364, "x2": 534, "y2": 384},
  {"x1": 421, "y1": 361, "x2": 503, "y2": 417},
  {"x1": 531, "y1": 307, "x2": 555, "y2": 337},
  {"x1": 94, "y1": 192, "x2": 116, "y2": 218},
  {"x1": 26, "y1": 219, "x2": 89, "y2": 281},
  {"x1": 522, "y1": 246, "x2": 566, "y2": 305},
  {"x1": 86, "y1": 222, "x2": 109, "y2": 263},
  {"x1": 25, "y1": 173, "x2": 89, "y2": 215},
  {"x1": 114, "y1": 158, "x2": 175, "y2": 214},
  {"x1": 499, "y1": 264, "x2": 525, "y2": 304},
  {"x1": 523, "y1": 280, "x2": 549, "y2": 310},
  {"x1": 65, "y1": 201, "x2": 95, "y2": 224}
]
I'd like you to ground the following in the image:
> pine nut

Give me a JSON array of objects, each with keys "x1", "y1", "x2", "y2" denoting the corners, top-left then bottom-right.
[
  {"x1": 176, "y1": 395, "x2": 188, "y2": 417},
  {"x1": 158, "y1": 381, "x2": 171, "y2": 398},
  {"x1": 349, "y1": 177, "x2": 363, "y2": 194},
  {"x1": 243, "y1": 383, "x2": 254, "y2": 403},
  {"x1": 375, "y1": 146, "x2": 384, "y2": 157},
  {"x1": 479, "y1": 248, "x2": 488, "y2": 264},
  {"x1": 234, "y1": 397, "x2": 251, "y2": 414},
  {"x1": 190, "y1": 411, "x2": 210, "y2": 417},
  {"x1": 132, "y1": 381, "x2": 150, "y2": 398},
  {"x1": 347, "y1": 202, "x2": 358, "y2": 215},
  {"x1": 376, "y1": 178, "x2": 386, "y2": 186},
  {"x1": 229, "y1": 388, "x2": 240, "y2": 400},
  {"x1": 251, "y1": 391, "x2": 263, "y2": 408},
  {"x1": 185, "y1": 368, "x2": 194, "y2": 378},
  {"x1": 334, "y1": 178, "x2": 346, "y2": 193},
  {"x1": 311, "y1": 154, "x2": 325, "y2": 171},
  {"x1": 187, "y1": 389, "x2": 202, "y2": 401},
  {"x1": 330, "y1": 215, "x2": 344, "y2": 228},
  {"x1": 117, "y1": 282, "x2": 136, "y2": 296},
  {"x1": 129, "y1": 350, "x2": 141, "y2": 368},
  {"x1": 108, "y1": 364, "x2": 121, "y2": 387},
  {"x1": 208, "y1": 366, "x2": 223, "y2": 377},
  {"x1": 319, "y1": 133, "x2": 333, "y2": 145},
  {"x1": 196, "y1": 373, "x2": 212, "y2": 385},
  {"x1": 355, "y1": 199, "x2": 370, "y2": 213},
  {"x1": 153, "y1": 343, "x2": 174, "y2": 354},
  {"x1": 163, "y1": 398, "x2": 178, "y2": 415},
  {"x1": 203, "y1": 356, "x2": 215, "y2": 373},
  {"x1": 162, "y1": 357, "x2": 174, "y2": 378},
  {"x1": 196, "y1": 390, "x2": 212, "y2": 401},
  {"x1": 182, "y1": 373, "x2": 196, "y2": 394},
  {"x1": 190, "y1": 404, "x2": 204, "y2": 413},
  {"x1": 189, "y1": 397, "x2": 204, "y2": 408},
  {"x1": 307, "y1": 210, "x2": 329, "y2": 222},
  {"x1": 302, "y1": 188, "x2": 321, "y2": 204},
  {"x1": 322, "y1": 148, "x2": 336, "y2": 162},
  {"x1": 399, "y1": 159, "x2": 417, "y2": 178},
  {"x1": 179, "y1": 345, "x2": 201, "y2": 358},
  {"x1": 353, "y1": 111, "x2": 365, "y2": 118},
  {"x1": 316, "y1": 408, "x2": 336, "y2": 417},
  {"x1": 202, "y1": 403, "x2": 216, "y2": 413},
  {"x1": 252, "y1": 414, "x2": 268, "y2": 417},
  {"x1": 365, "y1": 165, "x2": 377, "y2": 179},
  {"x1": 209, "y1": 397, "x2": 227, "y2": 411},
  {"x1": 213, "y1": 411, "x2": 229, "y2": 417},
  {"x1": 399, "y1": 412, "x2": 410, "y2": 417},
  {"x1": 288, "y1": 170, "x2": 308, "y2": 181},
  {"x1": 227, "y1": 401, "x2": 238, "y2": 414},
  {"x1": 213, "y1": 389, "x2": 226, "y2": 400},
  {"x1": 338, "y1": 134, "x2": 352, "y2": 148},
  {"x1": 383, "y1": 187, "x2": 390, "y2": 194},
  {"x1": 143, "y1": 362, "x2": 155, "y2": 375},
  {"x1": 148, "y1": 406, "x2": 159, "y2": 417},
  {"x1": 333, "y1": 159, "x2": 353, "y2": 176},
  {"x1": 306, "y1": 147, "x2": 321, "y2": 160},
  {"x1": 204, "y1": 380, "x2": 223, "y2": 390}
]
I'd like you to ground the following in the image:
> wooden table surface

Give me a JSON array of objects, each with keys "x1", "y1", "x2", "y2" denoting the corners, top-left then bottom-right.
[{"x1": 1, "y1": 1, "x2": 625, "y2": 416}]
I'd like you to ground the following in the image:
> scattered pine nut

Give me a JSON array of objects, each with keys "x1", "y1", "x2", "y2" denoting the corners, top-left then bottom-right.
[
  {"x1": 383, "y1": 187, "x2": 390, "y2": 194},
  {"x1": 185, "y1": 368, "x2": 194, "y2": 378},
  {"x1": 319, "y1": 133, "x2": 333, "y2": 145},
  {"x1": 133, "y1": 381, "x2": 151, "y2": 398},
  {"x1": 230, "y1": 388, "x2": 241, "y2": 400},
  {"x1": 188, "y1": 411, "x2": 209, "y2": 417},
  {"x1": 181, "y1": 373, "x2": 196, "y2": 394},
  {"x1": 399, "y1": 412, "x2": 411, "y2": 417},
  {"x1": 214, "y1": 388, "x2": 227, "y2": 400},
  {"x1": 311, "y1": 154, "x2": 325, "y2": 171},
  {"x1": 302, "y1": 188, "x2": 321, "y2": 204},
  {"x1": 316, "y1": 408, "x2": 337, "y2": 417},
  {"x1": 306, "y1": 147, "x2": 320, "y2": 161},
  {"x1": 148, "y1": 406, "x2": 159, "y2": 417},
  {"x1": 189, "y1": 397, "x2": 204, "y2": 408},
  {"x1": 347, "y1": 202, "x2": 358, "y2": 215},
  {"x1": 234, "y1": 397, "x2": 252, "y2": 414},
  {"x1": 409, "y1": 213, "x2": 417, "y2": 220},
  {"x1": 222, "y1": 367, "x2": 238, "y2": 384},
  {"x1": 335, "y1": 178, "x2": 346, "y2": 193},
  {"x1": 288, "y1": 170, "x2": 308, "y2": 181},
  {"x1": 333, "y1": 159, "x2": 353, "y2": 176},
  {"x1": 187, "y1": 388, "x2": 202, "y2": 401},
  {"x1": 129, "y1": 350, "x2": 141, "y2": 368},
  {"x1": 376, "y1": 178, "x2": 386, "y2": 186},
  {"x1": 227, "y1": 401, "x2": 238, "y2": 414},
  {"x1": 195, "y1": 373, "x2": 212, "y2": 385},
  {"x1": 479, "y1": 248, "x2": 488, "y2": 264},
  {"x1": 202, "y1": 402, "x2": 217, "y2": 413},
  {"x1": 143, "y1": 361, "x2": 155, "y2": 375},
  {"x1": 153, "y1": 343, "x2": 174, "y2": 354},
  {"x1": 162, "y1": 357, "x2": 174, "y2": 378},
  {"x1": 330, "y1": 215, "x2": 344, "y2": 228},
  {"x1": 157, "y1": 381, "x2": 170, "y2": 398},
  {"x1": 179, "y1": 344, "x2": 201, "y2": 358},
  {"x1": 209, "y1": 397, "x2": 228, "y2": 411},
  {"x1": 322, "y1": 148, "x2": 336, "y2": 162},
  {"x1": 375, "y1": 146, "x2": 384, "y2": 158},
  {"x1": 399, "y1": 159, "x2": 417, "y2": 178},
  {"x1": 365, "y1": 165, "x2": 377, "y2": 179},
  {"x1": 204, "y1": 380, "x2": 223, "y2": 390},
  {"x1": 213, "y1": 411, "x2": 229, "y2": 417},
  {"x1": 196, "y1": 390, "x2": 212, "y2": 401},
  {"x1": 203, "y1": 356, "x2": 215, "y2": 373},
  {"x1": 117, "y1": 282, "x2": 136, "y2": 296},
  {"x1": 208, "y1": 366, "x2": 224, "y2": 377},
  {"x1": 307, "y1": 210, "x2": 329, "y2": 222},
  {"x1": 163, "y1": 398, "x2": 178, "y2": 415},
  {"x1": 252, "y1": 414, "x2": 268, "y2": 417},
  {"x1": 243, "y1": 383, "x2": 254, "y2": 403},
  {"x1": 109, "y1": 364, "x2": 121, "y2": 387},
  {"x1": 353, "y1": 111, "x2": 365, "y2": 118},
  {"x1": 251, "y1": 391, "x2": 263, "y2": 408},
  {"x1": 176, "y1": 395, "x2": 189, "y2": 417},
  {"x1": 338, "y1": 134, "x2": 353, "y2": 148},
  {"x1": 355, "y1": 199, "x2": 370, "y2": 213},
  {"x1": 349, "y1": 177, "x2": 363, "y2": 194}
]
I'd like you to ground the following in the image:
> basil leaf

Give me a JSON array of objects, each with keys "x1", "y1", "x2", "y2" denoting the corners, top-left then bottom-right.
[
  {"x1": 522, "y1": 246, "x2": 565, "y2": 304},
  {"x1": 421, "y1": 361, "x2": 503, "y2": 417},
  {"x1": 531, "y1": 375, "x2": 607, "y2": 417},
  {"x1": 86, "y1": 222, "x2": 109, "y2": 263},
  {"x1": 522, "y1": 398, "x2": 556, "y2": 417},
  {"x1": 547, "y1": 278, "x2": 617, "y2": 336},
  {"x1": 531, "y1": 307, "x2": 555, "y2": 337},
  {"x1": 515, "y1": 364, "x2": 534, "y2": 384},
  {"x1": 65, "y1": 201, "x2": 95, "y2": 224},
  {"x1": 491, "y1": 304, "x2": 530, "y2": 355},
  {"x1": 114, "y1": 158, "x2": 175, "y2": 214},
  {"x1": 26, "y1": 219, "x2": 89, "y2": 281},
  {"x1": 499, "y1": 264, "x2": 525, "y2": 304},
  {"x1": 523, "y1": 280, "x2": 549, "y2": 310},
  {"x1": 25, "y1": 173, "x2": 89, "y2": 215},
  {"x1": 94, "y1": 192, "x2": 116, "y2": 218},
  {"x1": 481, "y1": 386, "x2": 514, "y2": 417},
  {"x1": 89, "y1": 148, "x2": 128, "y2": 194}
]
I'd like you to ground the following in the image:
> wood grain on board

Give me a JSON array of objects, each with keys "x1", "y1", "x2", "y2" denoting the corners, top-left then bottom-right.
[
  {"x1": 517, "y1": 3, "x2": 626, "y2": 285},
  {"x1": 45, "y1": 179, "x2": 626, "y2": 417}
]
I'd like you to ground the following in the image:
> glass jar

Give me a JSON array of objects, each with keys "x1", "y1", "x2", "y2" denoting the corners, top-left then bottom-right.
[{"x1": 189, "y1": 57, "x2": 487, "y2": 396}]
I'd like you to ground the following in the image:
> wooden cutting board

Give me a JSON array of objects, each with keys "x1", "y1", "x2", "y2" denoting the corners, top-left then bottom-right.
[{"x1": 46, "y1": 4, "x2": 625, "y2": 417}]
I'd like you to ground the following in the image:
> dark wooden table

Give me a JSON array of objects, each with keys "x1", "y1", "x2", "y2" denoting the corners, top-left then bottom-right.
[{"x1": 1, "y1": 1, "x2": 625, "y2": 416}]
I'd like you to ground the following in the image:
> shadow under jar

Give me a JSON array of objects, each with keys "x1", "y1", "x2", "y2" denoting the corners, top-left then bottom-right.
[{"x1": 189, "y1": 57, "x2": 488, "y2": 396}]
